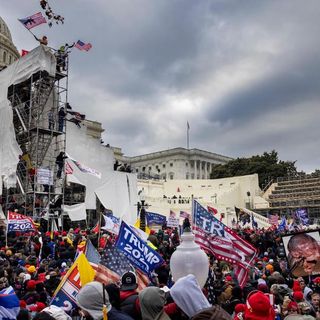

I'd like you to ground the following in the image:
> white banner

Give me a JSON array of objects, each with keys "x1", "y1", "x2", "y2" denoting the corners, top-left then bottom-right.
[
  {"x1": 63, "y1": 203, "x2": 87, "y2": 221},
  {"x1": 37, "y1": 168, "x2": 53, "y2": 185}
]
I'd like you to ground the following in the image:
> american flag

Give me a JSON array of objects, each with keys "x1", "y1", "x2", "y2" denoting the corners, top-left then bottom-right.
[
  {"x1": 65, "y1": 161, "x2": 73, "y2": 175},
  {"x1": 179, "y1": 211, "x2": 190, "y2": 219},
  {"x1": 85, "y1": 241, "x2": 148, "y2": 291},
  {"x1": 18, "y1": 12, "x2": 46, "y2": 30},
  {"x1": 192, "y1": 200, "x2": 257, "y2": 287},
  {"x1": 268, "y1": 214, "x2": 279, "y2": 225},
  {"x1": 75, "y1": 40, "x2": 92, "y2": 52}
]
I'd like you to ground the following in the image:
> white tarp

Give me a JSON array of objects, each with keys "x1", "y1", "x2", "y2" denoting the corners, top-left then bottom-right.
[
  {"x1": 0, "y1": 45, "x2": 56, "y2": 195},
  {"x1": 95, "y1": 171, "x2": 137, "y2": 225},
  {"x1": 62, "y1": 203, "x2": 87, "y2": 221},
  {"x1": 65, "y1": 123, "x2": 114, "y2": 209}
]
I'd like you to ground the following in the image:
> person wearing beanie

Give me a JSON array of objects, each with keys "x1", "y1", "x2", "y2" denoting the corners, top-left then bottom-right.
[
  {"x1": 76, "y1": 281, "x2": 134, "y2": 320},
  {"x1": 139, "y1": 287, "x2": 170, "y2": 320},
  {"x1": 244, "y1": 291, "x2": 275, "y2": 320},
  {"x1": 293, "y1": 291, "x2": 305, "y2": 302},
  {"x1": 27, "y1": 265, "x2": 36, "y2": 274},
  {"x1": 233, "y1": 304, "x2": 246, "y2": 320}
]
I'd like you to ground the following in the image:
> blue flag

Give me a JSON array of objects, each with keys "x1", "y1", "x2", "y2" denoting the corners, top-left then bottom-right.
[
  {"x1": 251, "y1": 214, "x2": 258, "y2": 229},
  {"x1": 116, "y1": 221, "x2": 164, "y2": 275},
  {"x1": 278, "y1": 217, "x2": 287, "y2": 231},
  {"x1": 146, "y1": 211, "x2": 166, "y2": 226},
  {"x1": 0, "y1": 286, "x2": 20, "y2": 320},
  {"x1": 295, "y1": 208, "x2": 309, "y2": 226}
]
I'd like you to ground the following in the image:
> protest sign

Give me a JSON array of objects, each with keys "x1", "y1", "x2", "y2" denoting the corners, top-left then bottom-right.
[
  {"x1": 116, "y1": 221, "x2": 164, "y2": 275},
  {"x1": 282, "y1": 230, "x2": 320, "y2": 277}
]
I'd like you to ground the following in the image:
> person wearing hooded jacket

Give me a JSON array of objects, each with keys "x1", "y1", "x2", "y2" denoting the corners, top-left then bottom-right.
[
  {"x1": 169, "y1": 274, "x2": 231, "y2": 320},
  {"x1": 76, "y1": 281, "x2": 134, "y2": 320},
  {"x1": 139, "y1": 287, "x2": 171, "y2": 320}
]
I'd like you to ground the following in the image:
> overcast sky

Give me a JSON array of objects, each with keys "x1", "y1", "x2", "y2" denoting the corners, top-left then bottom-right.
[{"x1": 2, "y1": 0, "x2": 320, "y2": 172}]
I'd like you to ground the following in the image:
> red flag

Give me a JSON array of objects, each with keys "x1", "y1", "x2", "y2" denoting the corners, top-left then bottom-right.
[
  {"x1": 207, "y1": 206, "x2": 218, "y2": 215},
  {"x1": 91, "y1": 222, "x2": 100, "y2": 234},
  {"x1": 65, "y1": 161, "x2": 73, "y2": 175},
  {"x1": 21, "y1": 50, "x2": 29, "y2": 56}
]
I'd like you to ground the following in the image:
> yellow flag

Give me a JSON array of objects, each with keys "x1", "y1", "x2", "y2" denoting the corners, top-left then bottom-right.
[
  {"x1": 134, "y1": 219, "x2": 151, "y2": 235},
  {"x1": 77, "y1": 253, "x2": 95, "y2": 287}
]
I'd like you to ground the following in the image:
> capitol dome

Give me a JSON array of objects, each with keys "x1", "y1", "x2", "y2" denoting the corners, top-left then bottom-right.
[{"x1": 0, "y1": 17, "x2": 20, "y2": 71}]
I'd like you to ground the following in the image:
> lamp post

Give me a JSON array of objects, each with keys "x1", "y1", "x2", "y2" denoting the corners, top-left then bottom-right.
[
  {"x1": 138, "y1": 190, "x2": 146, "y2": 232},
  {"x1": 170, "y1": 229, "x2": 209, "y2": 287}
]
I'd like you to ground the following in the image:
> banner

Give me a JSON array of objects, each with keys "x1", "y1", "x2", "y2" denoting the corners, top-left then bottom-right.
[
  {"x1": 7, "y1": 212, "x2": 36, "y2": 232},
  {"x1": 37, "y1": 168, "x2": 53, "y2": 185},
  {"x1": 66, "y1": 153, "x2": 101, "y2": 179},
  {"x1": 167, "y1": 216, "x2": 179, "y2": 228},
  {"x1": 116, "y1": 221, "x2": 164, "y2": 275},
  {"x1": 146, "y1": 211, "x2": 166, "y2": 226},
  {"x1": 63, "y1": 203, "x2": 87, "y2": 221},
  {"x1": 167, "y1": 210, "x2": 179, "y2": 228}
]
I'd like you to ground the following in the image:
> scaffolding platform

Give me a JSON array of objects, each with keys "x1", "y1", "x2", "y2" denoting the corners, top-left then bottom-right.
[{"x1": 1, "y1": 46, "x2": 69, "y2": 224}]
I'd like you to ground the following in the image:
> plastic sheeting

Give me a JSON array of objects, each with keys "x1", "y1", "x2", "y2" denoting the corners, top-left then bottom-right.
[
  {"x1": 0, "y1": 45, "x2": 56, "y2": 195},
  {"x1": 66, "y1": 123, "x2": 113, "y2": 208},
  {"x1": 62, "y1": 203, "x2": 87, "y2": 221},
  {"x1": 95, "y1": 171, "x2": 137, "y2": 225},
  {"x1": 66, "y1": 123, "x2": 137, "y2": 223}
]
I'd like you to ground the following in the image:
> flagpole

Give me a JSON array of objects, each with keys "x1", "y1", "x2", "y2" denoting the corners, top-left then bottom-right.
[
  {"x1": 187, "y1": 122, "x2": 190, "y2": 150},
  {"x1": 97, "y1": 209, "x2": 102, "y2": 247},
  {"x1": 5, "y1": 211, "x2": 8, "y2": 248}
]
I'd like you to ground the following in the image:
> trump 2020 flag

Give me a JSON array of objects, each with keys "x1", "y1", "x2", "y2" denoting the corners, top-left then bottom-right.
[
  {"x1": 7, "y1": 212, "x2": 36, "y2": 232},
  {"x1": 116, "y1": 221, "x2": 164, "y2": 275},
  {"x1": 18, "y1": 12, "x2": 46, "y2": 30},
  {"x1": 51, "y1": 253, "x2": 95, "y2": 312},
  {"x1": 0, "y1": 286, "x2": 20, "y2": 320}
]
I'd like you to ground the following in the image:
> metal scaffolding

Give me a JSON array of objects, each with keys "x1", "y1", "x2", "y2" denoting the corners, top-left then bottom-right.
[{"x1": 4, "y1": 51, "x2": 69, "y2": 228}]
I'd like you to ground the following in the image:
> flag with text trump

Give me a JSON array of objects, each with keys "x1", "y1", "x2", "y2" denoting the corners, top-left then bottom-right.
[
  {"x1": 51, "y1": 253, "x2": 95, "y2": 312},
  {"x1": 192, "y1": 200, "x2": 257, "y2": 287},
  {"x1": 116, "y1": 221, "x2": 164, "y2": 275}
]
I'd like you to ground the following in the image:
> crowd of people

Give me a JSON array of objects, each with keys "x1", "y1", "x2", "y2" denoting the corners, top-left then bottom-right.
[{"x1": 0, "y1": 220, "x2": 319, "y2": 320}]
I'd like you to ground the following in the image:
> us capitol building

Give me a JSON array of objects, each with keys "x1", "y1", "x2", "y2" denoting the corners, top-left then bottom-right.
[
  {"x1": 0, "y1": 17, "x2": 20, "y2": 71},
  {"x1": 114, "y1": 147, "x2": 233, "y2": 180}
]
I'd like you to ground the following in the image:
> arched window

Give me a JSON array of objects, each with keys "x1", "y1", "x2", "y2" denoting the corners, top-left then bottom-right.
[
  {"x1": 3, "y1": 51, "x2": 6, "y2": 63},
  {"x1": 9, "y1": 55, "x2": 12, "y2": 64}
]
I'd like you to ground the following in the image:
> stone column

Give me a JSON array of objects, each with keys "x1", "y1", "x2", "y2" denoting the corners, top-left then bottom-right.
[
  {"x1": 204, "y1": 161, "x2": 207, "y2": 179},
  {"x1": 194, "y1": 160, "x2": 197, "y2": 179}
]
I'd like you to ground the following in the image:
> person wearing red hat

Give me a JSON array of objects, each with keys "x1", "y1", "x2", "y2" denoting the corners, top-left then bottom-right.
[
  {"x1": 234, "y1": 304, "x2": 246, "y2": 320},
  {"x1": 244, "y1": 291, "x2": 275, "y2": 320},
  {"x1": 292, "y1": 291, "x2": 304, "y2": 303}
]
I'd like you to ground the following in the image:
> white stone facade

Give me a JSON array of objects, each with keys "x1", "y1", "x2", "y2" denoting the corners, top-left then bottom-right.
[
  {"x1": 122, "y1": 147, "x2": 233, "y2": 180},
  {"x1": 138, "y1": 173, "x2": 271, "y2": 228},
  {"x1": 0, "y1": 17, "x2": 20, "y2": 71}
]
